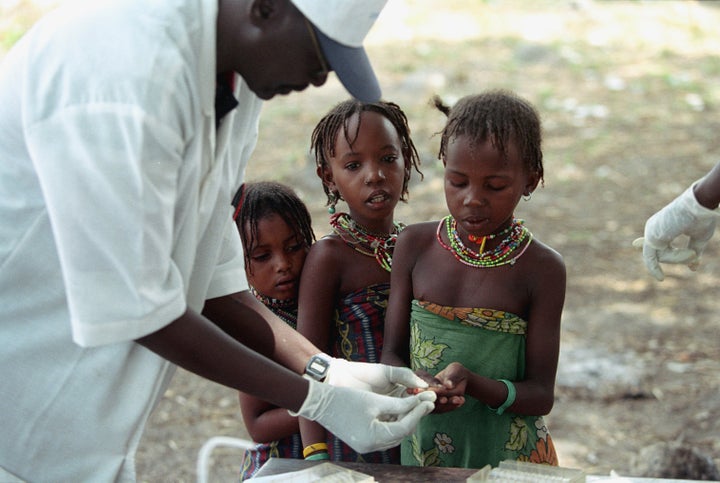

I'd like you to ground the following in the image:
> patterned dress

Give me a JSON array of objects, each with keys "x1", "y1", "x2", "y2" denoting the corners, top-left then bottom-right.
[
  {"x1": 402, "y1": 299, "x2": 558, "y2": 469},
  {"x1": 239, "y1": 291, "x2": 303, "y2": 480},
  {"x1": 326, "y1": 283, "x2": 401, "y2": 464}
]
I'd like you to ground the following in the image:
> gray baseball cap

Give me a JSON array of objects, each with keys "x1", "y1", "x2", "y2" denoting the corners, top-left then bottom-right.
[{"x1": 290, "y1": 0, "x2": 387, "y2": 102}]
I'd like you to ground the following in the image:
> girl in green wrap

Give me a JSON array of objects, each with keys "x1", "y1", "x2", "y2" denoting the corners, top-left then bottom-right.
[{"x1": 382, "y1": 90, "x2": 566, "y2": 469}]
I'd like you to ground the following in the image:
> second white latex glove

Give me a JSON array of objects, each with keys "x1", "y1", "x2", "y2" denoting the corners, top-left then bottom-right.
[
  {"x1": 325, "y1": 357, "x2": 428, "y2": 397},
  {"x1": 291, "y1": 377, "x2": 436, "y2": 454},
  {"x1": 632, "y1": 237, "x2": 697, "y2": 280},
  {"x1": 637, "y1": 183, "x2": 719, "y2": 281}
]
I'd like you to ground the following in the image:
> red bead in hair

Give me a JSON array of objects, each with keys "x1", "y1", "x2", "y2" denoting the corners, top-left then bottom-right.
[{"x1": 231, "y1": 184, "x2": 246, "y2": 221}]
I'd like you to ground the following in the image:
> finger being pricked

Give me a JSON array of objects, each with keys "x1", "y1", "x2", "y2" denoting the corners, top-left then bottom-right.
[
  {"x1": 406, "y1": 380, "x2": 462, "y2": 412},
  {"x1": 428, "y1": 363, "x2": 468, "y2": 413},
  {"x1": 405, "y1": 367, "x2": 466, "y2": 411},
  {"x1": 406, "y1": 369, "x2": 443, "y2": 395}
]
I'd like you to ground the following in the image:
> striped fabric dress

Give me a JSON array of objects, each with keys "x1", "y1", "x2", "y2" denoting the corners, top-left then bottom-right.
[{"x1": 327, "y1": 283, "x2": 401, "y2": 464}]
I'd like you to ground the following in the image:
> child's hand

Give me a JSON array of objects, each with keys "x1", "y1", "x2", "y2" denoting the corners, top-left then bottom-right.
[
  {"x1": 431, "y1": 363, "x2": 468, "y2": 414},
  {"x1": 406, "y1": 369, "x2": 443, "y2": 395},
  {"x1": 407, "y1": 367, "x2": 466, "y2": 413}
]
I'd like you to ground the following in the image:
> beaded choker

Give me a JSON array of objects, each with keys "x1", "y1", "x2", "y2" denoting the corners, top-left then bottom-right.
[
  {"x1": 250, "y1": 286, "x2": 297, "y2": 328},
  {"x1": 436, "y1": 215, "x2": 532, "y2": 268},
  {"x1": 468, "y1": 223, "x2": 515, "y2": 252},
  {"x1": 329, "y1": 212, "x2": 404, "y2": 272}
]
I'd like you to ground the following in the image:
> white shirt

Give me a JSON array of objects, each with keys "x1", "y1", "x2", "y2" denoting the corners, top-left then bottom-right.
[{"x1": 0, "y1": 0, "x2": 262, "y2": 480}]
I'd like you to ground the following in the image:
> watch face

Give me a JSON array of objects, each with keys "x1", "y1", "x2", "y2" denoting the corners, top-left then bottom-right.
[
  {"x1": 308, "y1": 358, "x2": 328, "y2": 374},
  {"x1": 306, "y1": 355, "x2": 330, "y2": 380}
]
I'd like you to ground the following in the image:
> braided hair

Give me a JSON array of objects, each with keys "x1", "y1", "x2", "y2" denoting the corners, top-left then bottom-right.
[
  {"x1": 232, "y1": 181, "x2": 315, "y2": 272},
  {"x1": 310, "y1": 99, "x2": 423, "y2": 206},
  {"x1": 433, "y1": 90, "x2": 544, "y2": 185}
]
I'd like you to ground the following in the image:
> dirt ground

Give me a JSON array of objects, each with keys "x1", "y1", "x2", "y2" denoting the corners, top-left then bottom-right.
[{"x1": 3, "y1": 1, "x2": 719, "y2": 481}]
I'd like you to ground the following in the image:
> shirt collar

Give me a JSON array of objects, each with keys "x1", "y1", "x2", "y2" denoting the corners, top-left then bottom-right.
[{"x1": 215, "y1": 72, "x2": 238, "y2": 127}]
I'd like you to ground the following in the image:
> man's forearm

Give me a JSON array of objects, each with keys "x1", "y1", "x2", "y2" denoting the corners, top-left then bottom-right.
[
  {"x1": 202, "y1": 291, "x2": 320, "y2": 373},
  {"x1": 137, "y1": 306, "x2": 309, "y2": 412},
  {"x1": 694, "y1": 161, "x2": 720, "y2": 209}
]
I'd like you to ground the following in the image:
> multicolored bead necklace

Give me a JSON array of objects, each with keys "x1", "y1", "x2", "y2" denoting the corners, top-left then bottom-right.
[
  {"x1": 250, "y1": 286, "x2": 297, "y2": 329},
  {"x1": 468, "y1": 223, "x2": 515, "y2": 253},
  {"x1": 330, "y1": 212, "x2": 404, "y2": 272},
  {"x1": 436, "y1": 215, "x2": 532, "y2": 268}
]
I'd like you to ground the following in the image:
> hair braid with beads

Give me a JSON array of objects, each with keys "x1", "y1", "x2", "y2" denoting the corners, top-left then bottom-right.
[
  {"x1": 310, "y1": 99, "x2": 423, "y2": 207},
  {"x1": 232, "y1": 181, "x2": 316, "y2": 273},
  {"x1": 433, "y1": 89, "x2": 544, "y2": 185}
]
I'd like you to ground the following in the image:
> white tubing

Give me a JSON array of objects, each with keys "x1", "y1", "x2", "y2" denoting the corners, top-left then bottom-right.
[{"x1": 196, "y1": 436, "x2": 255, "y2": 483}]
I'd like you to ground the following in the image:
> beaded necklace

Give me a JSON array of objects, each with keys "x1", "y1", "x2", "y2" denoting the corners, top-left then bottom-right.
[
  {"x1": 329, "y1": 212, "x2": 404, "y2": 272},
  {"x1": 250, "y1": 286, "x2": 298, "y2": 329},
  {"x1": 436, "y1": 215, "x2": 532, "y2": 268},
  {"x1": 468, "y1": 223, "x2": 515, "y2": 252}
]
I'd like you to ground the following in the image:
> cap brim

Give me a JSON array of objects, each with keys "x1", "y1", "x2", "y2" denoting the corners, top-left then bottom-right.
[{"x1": 313, "y1": 27, "x2": 381, "y2": 103}]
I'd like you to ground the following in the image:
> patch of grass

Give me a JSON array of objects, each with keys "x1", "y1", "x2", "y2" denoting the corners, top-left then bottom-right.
[
  {"x1": 0, "y1": 1, "x2": 56, "y2": 55},
  {"x1": 0, "y1": 24, "x2": 26, "y2": 51}
]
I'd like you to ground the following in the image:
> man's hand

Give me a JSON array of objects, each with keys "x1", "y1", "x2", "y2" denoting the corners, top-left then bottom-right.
[
  {"x1": 291, "y1": 378, "x2": 436, "y2": 454},
  {"x1": 635, "y1": 184, "x2": 718, "y2": 281},
  {"x1": 325, "y1": 357, "x2": 429, "y2": 397},
  {"x1": 632, "y1": 237, "x2": 698, "y2": 281}
]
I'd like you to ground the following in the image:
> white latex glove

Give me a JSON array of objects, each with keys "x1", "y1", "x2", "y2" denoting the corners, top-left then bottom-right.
[
  {"x1": 291, "y1": 377, "x2": 436, "y2": 454},
  {"x1": 325, "y1": 357, "x2": 428, "y2": 397},
  {"x1": 634, "y1": 183, "x2": 719, "y2": 281}
]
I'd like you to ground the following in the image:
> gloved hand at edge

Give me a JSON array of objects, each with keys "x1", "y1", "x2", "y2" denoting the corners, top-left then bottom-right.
[
  {"x1": 634, "y1": 183, "x2": 719, "y2": 281},
  {"x1": 290, "y1": 376, "x2": 436, "y2": 454},
  {"x1": 632, "y1": 237, "x2": 697, "y2": 281}
]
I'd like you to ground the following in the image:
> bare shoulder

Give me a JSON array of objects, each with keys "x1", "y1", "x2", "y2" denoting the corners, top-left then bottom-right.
[
  {"x1": 394, "y1": 221, "x2": 439, "y2": 264},
  {"x1": 525, "y1": 237, "x2": 566, "y2": 282},
  {"x1": 397, "y1": 220, "x2": 439, "y2": 246},
  {"x1": 529, "y1": 238, "x2": 564, "y2": 267},
  {"x1": 304, "y1": 233, "x2": 346, "y2": 265},
  {"x1": 392, "y1": 221, "x2": 439, "y2": 278},
  {"x1": 300, "y1": 234, "x2": 348, "y2": 290}
]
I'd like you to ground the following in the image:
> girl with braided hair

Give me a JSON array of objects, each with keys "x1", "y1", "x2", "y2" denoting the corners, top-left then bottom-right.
[
  {"x1": 232, "y1": 181, "x2": 315, "y2": 480},
  {"x1": 382, "y1": 90, "x2": 566, "y2": 468},
  {"x1": 296, "y1": 99, "x2": 422, "y2": 463}
]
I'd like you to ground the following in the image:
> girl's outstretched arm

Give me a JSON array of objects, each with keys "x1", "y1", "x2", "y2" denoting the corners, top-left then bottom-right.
[{"x1": 239, "y1": 391, "x2": 300, "y2": 444}]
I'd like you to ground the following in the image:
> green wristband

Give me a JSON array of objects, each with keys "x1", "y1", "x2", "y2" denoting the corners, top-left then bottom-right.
[
  {"x1": 492, "y1": 378, "x2": 516, "y2": 415},
  {"x1": 304, "y1": 451, "x2": 330, "y2": 461}
]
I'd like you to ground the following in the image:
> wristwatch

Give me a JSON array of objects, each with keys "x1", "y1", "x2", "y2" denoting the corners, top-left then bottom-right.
[{"x1": 304, "y1": 353, "x2": 331, "y2": 382}]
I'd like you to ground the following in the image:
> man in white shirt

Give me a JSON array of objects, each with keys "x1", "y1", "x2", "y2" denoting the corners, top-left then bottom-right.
[{"x1": 0, "y1": 0, "x2": 435, "y2": 480}]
